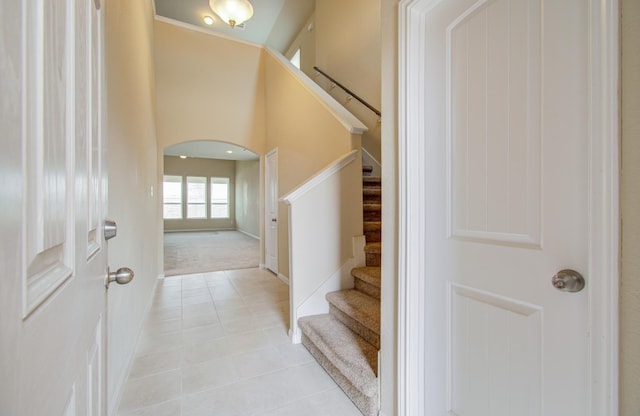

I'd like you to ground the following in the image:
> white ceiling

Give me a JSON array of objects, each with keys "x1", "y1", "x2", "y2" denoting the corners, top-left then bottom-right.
[
  {"x1": 164, "y1": 141, "x2": 260, "y2": 161},
  {"x1": 153, "y1": 0, "x2": 315, "y2": 52}
]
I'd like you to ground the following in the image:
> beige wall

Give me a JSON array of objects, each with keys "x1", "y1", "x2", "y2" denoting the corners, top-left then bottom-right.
[
  {"x1": 163, "y1": 156, "x2": 237, "y2": 231},
  {"x1": 235, "y1": 159, "x2": 261, "y2": 238},
  {"x1": 152, "y1": 17, "x2": 366, "y2": 288},
  {"x1": 264, "y1": 50, "x2": 359, "y2": 278},
  {"x1": 314, "y1": 0, "x2": 382, "y2": 163},
  {"x1": 153, "y1": 21, "x2": 266, "y2": 155},
  {"x1": 104, "y1": 0, "x2": 159, "y2": 412},
  {"x1": 620, "y1": 0, "x2": 640, "y2": 414},
  {"x1": 284, "y1": 14, "x2": 317, "y2": 77}
]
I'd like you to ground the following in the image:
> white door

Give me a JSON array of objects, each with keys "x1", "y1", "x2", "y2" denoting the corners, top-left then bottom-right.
[
  {"x1": 265, "y1": 149, "x2": 279, "y2": 274},
  {"x1": 399, "y1": 0, "x2": 616, "y2": 414},
  {"x1": 1, "y1": 0, "x2": 111, "y2": 415}
]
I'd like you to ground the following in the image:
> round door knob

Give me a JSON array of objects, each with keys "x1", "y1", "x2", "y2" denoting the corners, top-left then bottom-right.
[
  {"x1": 105, "y1": 267, "x2": 134, "y2": 289},
  {"x1": 552, "y1": 269, "x2": 585, "y2": 292}
]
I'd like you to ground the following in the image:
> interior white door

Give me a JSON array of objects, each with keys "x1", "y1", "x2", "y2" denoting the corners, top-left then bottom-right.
[
  {"x1": 265, "y1": 149, "x2": 279, "y2": 274},
  {"x1": 403, "y1": 0, "x2": 594, "y2": 414},
  {"x1": 0, "y1": 0, "x2": 109, "y2": 415}
]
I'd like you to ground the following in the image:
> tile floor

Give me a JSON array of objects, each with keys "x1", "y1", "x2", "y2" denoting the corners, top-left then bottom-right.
[{"x1": 117, "y1": 268, "x2": 361, "y2": 416}]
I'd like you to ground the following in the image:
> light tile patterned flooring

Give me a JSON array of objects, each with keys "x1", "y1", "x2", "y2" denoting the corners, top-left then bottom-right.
[{"x1": 117, "y1": 268, "x2": 361, "y2": 416}]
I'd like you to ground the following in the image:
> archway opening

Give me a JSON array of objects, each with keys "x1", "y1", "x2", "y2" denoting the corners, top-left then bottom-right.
[{"x1": 162, "y1": 140, "x2": 261, "y2": 276}]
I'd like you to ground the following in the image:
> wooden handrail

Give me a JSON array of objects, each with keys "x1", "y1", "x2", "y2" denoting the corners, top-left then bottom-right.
[{"x1": 313, "y1": 66, "x2": 382, "y2": 118}]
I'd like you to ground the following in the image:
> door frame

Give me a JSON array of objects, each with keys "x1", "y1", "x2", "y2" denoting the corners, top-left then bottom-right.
[
  {"x1": 396, "y1": 0, "x2": 620, "y2": 415},
  {"x1": 264, "y1": 148, "x2": 279, "y2": 275}
]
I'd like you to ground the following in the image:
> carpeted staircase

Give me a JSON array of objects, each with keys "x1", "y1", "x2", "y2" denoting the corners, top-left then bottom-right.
[{"x1": 298, "y1": 168, "x2": 381, "y2": 416}]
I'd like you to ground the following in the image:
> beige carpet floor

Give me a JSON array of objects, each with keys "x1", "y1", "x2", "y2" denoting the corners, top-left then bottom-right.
[{"x1": 163, "y1": 231, "x2": 260, "y2": 276}]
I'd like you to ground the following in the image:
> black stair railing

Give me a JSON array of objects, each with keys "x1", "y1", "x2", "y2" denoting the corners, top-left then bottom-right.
[{"x1": 313, "y1": 66, "x2": 381, "y2": 119}]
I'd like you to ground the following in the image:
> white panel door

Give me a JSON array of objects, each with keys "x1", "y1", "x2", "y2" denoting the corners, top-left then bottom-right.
[
  {"x1": 265, "y1": 149, "x2": 279, "y2": 274},
  {"x1": 401, "y1": 0, "x2": 600, "y2": 414},
  {"x1": 1, "y1": 0, "x2": 109, "y2": 415}
]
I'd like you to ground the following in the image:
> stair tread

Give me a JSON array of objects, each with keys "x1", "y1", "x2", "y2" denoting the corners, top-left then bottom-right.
[
  {"x1": 299, "y1": 314, "x2": 378, "y2": 396},
  {"x1": 352, "y1": 267, "x2": 381, "y2": 289},
  {"x1": 364, "y1": 242, "x2": 381, "y2": 253},
  {"x1": 363, "y1": 203, "x2": 381, "y2": 210},
  {"x1": 327, "y1": 290, "x2": 380, "y2": 335},
  {"x1": 363, "y1": 221, "x2": 381, "y2": 230}
]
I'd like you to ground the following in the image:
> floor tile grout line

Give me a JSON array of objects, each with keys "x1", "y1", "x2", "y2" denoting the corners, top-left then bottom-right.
[
  {"x1": 119, "y1": 268, "x2": 358, "y2": 416},
  {"x1": 179, "y1": 359, "x2": 330, "y2": 403}
]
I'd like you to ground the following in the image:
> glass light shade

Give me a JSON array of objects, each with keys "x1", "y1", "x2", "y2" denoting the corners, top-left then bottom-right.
[{"x1": 209, "y1": 0, "x2": 254, "y2": 27}]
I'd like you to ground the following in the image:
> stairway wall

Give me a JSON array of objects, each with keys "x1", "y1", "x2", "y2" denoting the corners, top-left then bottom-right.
[
  {"x1": 264, "y1": 50, "x2": 365, "y2": 279},
  {"x1": 283, "y1": 151, "x2": 364, "y2": 341}
]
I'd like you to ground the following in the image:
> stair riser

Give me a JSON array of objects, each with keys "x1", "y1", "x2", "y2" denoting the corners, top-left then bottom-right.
[
  {"x1": 363, "y1": 196, "x2": 381, "y2": 205},
  {"x1": 363, "y1": 210, "x2": 381, "y2": 222},
  {"x1": 364, "y1": 229, "x2": 381, "y2": 243},
  {"x1": 365, "y1": 253, "x2": 381, "y2": 267},
  {"x1": 330, "y1": 305, "x2": 380, "y2": 349},
  {"x1": 363, "y1": 178, "x2": 381, "y2": 187},
  {"x1": 354, "y1": 279, "x2": 380, "y2": 300},
  {"x1": 301, "y1": 334, "x2": 379, "y2": 416},
  {"x1": 362, "y1": 190, "x2": 381, "y2": 203}
]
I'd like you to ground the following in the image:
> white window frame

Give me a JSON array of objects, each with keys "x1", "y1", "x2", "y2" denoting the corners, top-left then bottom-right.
[{"x1": 210, "y1": 177, "x2": 230, "y2": 219}]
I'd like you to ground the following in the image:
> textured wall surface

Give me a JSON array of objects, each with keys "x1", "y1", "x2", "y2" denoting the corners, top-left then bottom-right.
[{"x1": 620, "y1": 0, "x2": 640, "y2": 414}]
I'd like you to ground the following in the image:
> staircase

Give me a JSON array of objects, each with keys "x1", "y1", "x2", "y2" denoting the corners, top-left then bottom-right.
[{"x1": 298, "y1": 168, "x2": 381, "y2": 416}]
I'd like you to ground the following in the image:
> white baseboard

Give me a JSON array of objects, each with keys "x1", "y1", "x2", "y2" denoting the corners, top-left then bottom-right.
[
  {"x1": 289, "y1": 328, "x2": 302, "y2": 344},
  {"x1": 362, "y1": 147, "x2": 382, "y2": 177},
  {"x1": 237, "y1": 229, "x2": 260, "y2": 240},
  {"x1": 277, "y1": 273, "x2": 290, "y2": 285},
  {"x1": 353, "y1": 235, "x2": 367, "y2": 268},
  {"x1": 163, "y1": 227, "x2": 236, "y2": 233},
  {"x1": 290, "y1": 259, "x2": 355, "y2": 344}
]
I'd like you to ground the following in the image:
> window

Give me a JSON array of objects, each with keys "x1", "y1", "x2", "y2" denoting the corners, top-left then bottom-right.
[
  {"x1": 210, "y1": 177, "x2": 229, "y2": 218},
  {"x1": 187, "y1": 176, "x2": 207, "y2": 219},
  {"x1": 290, "y1": 48, "x2": 301, "y2": 69},
  {"x1": 163, "y1": 175, "x2": 182, "y2": 219}
]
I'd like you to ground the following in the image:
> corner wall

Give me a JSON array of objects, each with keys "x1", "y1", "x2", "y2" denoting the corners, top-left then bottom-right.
[
  {"x1": 263, "y1": 50, "x2": 359, "y2": 279},
  {"x1": 620, "y1": 0, "x2": 640, "y2": 414},
  {"x1": 104, "y1": 0, "x2": 159, "y2": 413},
  {"x1": 314, "y1": 0, "x2": 382, "y2": 163},
  {"x1": 235, "y1": 159, "x2": 261, "y2": 238},
  {"x1": 153, "y1": 20, "x2": 266, "y2": 155}
]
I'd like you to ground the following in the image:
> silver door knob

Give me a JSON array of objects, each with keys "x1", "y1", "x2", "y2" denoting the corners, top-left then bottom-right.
[
  {"x1": 105, "y1": 267, "x2": 134, "y2": 289},
  {"x1": 104, "y1": 219, "x2": 117, "y2": 241},
  {"x1": 552, "y1": 269, "x2": 585, "y2": 292}
]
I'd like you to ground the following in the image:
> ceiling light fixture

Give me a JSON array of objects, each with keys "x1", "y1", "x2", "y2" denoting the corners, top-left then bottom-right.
[
  {"x1": 203, "y1": 16, "x2": 214, "y2": 25},
  {"x1": 179, "y1": 155, "x2": 187, "y2": 159},
  {"x1": 226, "y1": 150, "x2": 233, "y2": 154},
  {"x1": 209, "y1": 0, "x2": 253, "y2": 28}
]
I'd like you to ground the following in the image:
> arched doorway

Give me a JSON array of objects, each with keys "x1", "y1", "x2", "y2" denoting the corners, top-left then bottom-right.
[{"x1": 162, "y1": 140, "x2": 261, "y2": 276}]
